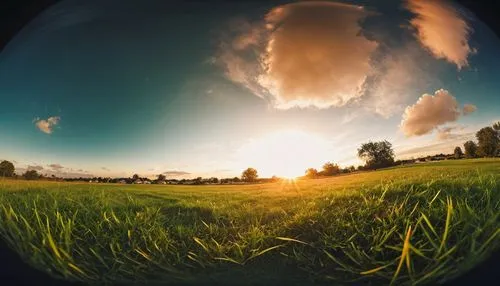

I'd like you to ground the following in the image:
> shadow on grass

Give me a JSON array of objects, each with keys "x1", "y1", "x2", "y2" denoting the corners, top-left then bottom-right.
[{"x1": 0, "y1": 237, "x2": 82, "y2": 286}]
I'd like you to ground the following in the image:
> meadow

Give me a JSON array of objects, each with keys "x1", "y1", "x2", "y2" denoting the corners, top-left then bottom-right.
[{"x1": 0, "y1": 159, "x2": 499, "y2": 285}]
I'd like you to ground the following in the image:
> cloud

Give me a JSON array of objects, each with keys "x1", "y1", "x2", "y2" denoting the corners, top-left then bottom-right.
[
  {"x1": 462, "y1": 104, "x2": 477, "y2": 115},
  {"x1": 400, "y1": 89, "x2": 462, "y2": 137},
  {"x1": 101, "y1": 167, "x2": 110, "y2": 171},
  {"x1": 34, "y1": 116, "x2": 60, "y2": 134},
  {"x1": 436, "y1": 126, "x2": 468, "y2": 140},
  {"x1": 27, "y1": 165, "x2": 44, "y2": 171},
  {"x1": 48, "y1": 163, "x2": 64, "y2": 171},
  {"x1": 397, "y1": 134, "x2": 474, "y2": 158},
  {"x1": 216, "y1": 1, "x2": 378, "y2": 109},
  {"x1": 406, "y1": 0, "x2": 474, "y2": 69},
  {"x1": 359, "y1": 43, "x2": 439, "y2": 118},
  {"x1": 162, "y1": 171, "x2": 191, "y2": 177}
]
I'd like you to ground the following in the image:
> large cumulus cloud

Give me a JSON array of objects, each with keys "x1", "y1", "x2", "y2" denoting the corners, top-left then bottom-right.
[{"x1": 216, "y1": 1, "x2": 378, "y2": 110}]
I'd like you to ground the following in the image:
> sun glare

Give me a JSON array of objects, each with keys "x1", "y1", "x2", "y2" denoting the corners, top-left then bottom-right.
[{"x1": 236, "y1": 129, "x2": 331, "y2": 178}]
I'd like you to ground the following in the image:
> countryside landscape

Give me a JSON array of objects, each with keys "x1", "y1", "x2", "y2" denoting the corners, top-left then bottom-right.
[
  {"x1": 1, "y1": 0, "x2": 500, "y2": 285},
  {"x1": 1, "y1": 122, "x2": 500, "y2": 285}
]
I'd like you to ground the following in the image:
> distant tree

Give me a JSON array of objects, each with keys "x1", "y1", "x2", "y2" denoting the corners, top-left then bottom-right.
[
  {"x1": 157, "y1": 174, "x2": 166, "y2": 182},
  {"x1": 0, "y1": 160, "x2": 15, "y2": 177},
  {"x1": 454, "y1": 146, "x2": 463, "y2": 159},
  {"x1": 476, "y1": 127, "x2": 499, "y2": 157},
  {"x1": 209, "y1": 177, "x2": 219, "y2": 184},
  {"x1": 241, "y1": 168, "x2": 258, "y2": 182},
  {"x1": 357, "y1": 140, "x2": 395, "y2": 169},
  {"x1": 305, "y1": 168, "x2": 319, "y2": 178},
  {"x1": 132, "y1": 174, "x2": 140, "y2": 180},
  {"x1": 23, "y1": 170, "x2": 39, "y2": 180},
  {"x1": 348, "y1": 166, "x2": 356, "y2": 173},
  {"x1": 321, "y1": 162, "x2": 340, "y2": 176},
  {"x1": 196, "y1": 177, "x2": 203, "y2": 184},
  {"x1": 463, "y1": 141, "x2": 478, "y2": 158},
  {"x1": 493, "y1": 121, "x2": 500, "y2": 131},
  {"x1": 233, "y1": 177, "x2": 241, "y2": 183}
]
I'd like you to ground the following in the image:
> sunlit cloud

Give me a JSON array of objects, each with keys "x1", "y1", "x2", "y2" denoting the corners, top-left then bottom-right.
[
  {"x1": 400, "y1": 89, "x2": 462, "y2": 137},
  {"x1": 217, "y1": 1, "x2": 378, "y2": 110},
  {"x1": 406, "y1": 0, "x2": 474, "y2": 69},
  {"x1": 33, "y1": 116, "x2": 60, "y2": 134},
  {"x1": 462, "y1": 104, "x2": 477, "y2": 115}
]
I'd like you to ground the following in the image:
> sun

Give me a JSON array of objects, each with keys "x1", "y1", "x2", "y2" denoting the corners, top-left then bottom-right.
[{"x1": 236, "y1": 129, "x2": 331, "y2": 178}]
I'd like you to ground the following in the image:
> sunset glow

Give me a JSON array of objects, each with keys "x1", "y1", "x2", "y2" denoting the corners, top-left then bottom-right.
[{"x1": 236, "y1": 129, "x2": 331, "y2": 178}]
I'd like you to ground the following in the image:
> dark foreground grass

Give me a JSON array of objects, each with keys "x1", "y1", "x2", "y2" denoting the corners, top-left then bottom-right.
[{"x1": 0, "y1": 159, "x2": 499, "y2": 285}]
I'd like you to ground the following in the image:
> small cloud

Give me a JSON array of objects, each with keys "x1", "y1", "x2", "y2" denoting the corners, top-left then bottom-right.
[
  {"x1": 400, "y1": 89, "x2": 461, "y2": 137},
  {"x1": 101, "y1": 167, "x2": 110, "y2": 171},
  {"x1": 34, "y1": 116, "x2": 60, "y2": 134},
  {"x1": 48, "y1": 163, "x2": 64, "y2": 171},
  {"x1": 27, "y1": 165, "x2": 44, "y2": 171},
  {"x1": 462, "y1": 104, "x2": 477, "y2": 116},
  {"x1": 436, "y1": 126, "x2": 468, "y2": 141},
  {"x1": 406, "y1": 0, "x2": 474, "y2": 69},
  {"x1": 162, "y1": 171, "x2": 191, "y2": 177}
]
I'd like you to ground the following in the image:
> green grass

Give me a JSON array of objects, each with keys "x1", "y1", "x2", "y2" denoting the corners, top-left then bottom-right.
[{"x1": 0, "y1": 159, "x2": 499, "y2": 285}]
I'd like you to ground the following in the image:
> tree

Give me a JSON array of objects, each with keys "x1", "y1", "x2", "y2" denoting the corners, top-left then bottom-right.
[
  {"x1": 453, "y1": 146, "x2": 463, "y2": 159},
  {"x1": 23, "y1": 170, "x2": 39, "y2": 180},
  {"x1": 305, "y1": 168, "x2": 319, "y2": 178},
  {"x1": 463, "y1": 141, "x2": 478, "y2": 158},
  {"x1": 157, "y1": 174, "x2": 166, "y2": 182},
  {"x1": 476, "y1": 127, "x2": 499, "y2": 157},
  {"x1": 241, "y1": 168, "x2": 258, "y2": 182},
  {"x1": 357, "y1": 140, "x2": 395, "y2": 169},
  {"x1": 321, "y1": 162, "x2": 340, "y2": 176},
  {"x1": 493, "y1": 121, "x2": 500, "y2": 131},
  {"x1": 132, "y1": 174, "x2": 140, "y2": 180},
  {"x1": 0, "y1": 160, "x2": 15, "y2": 177}
]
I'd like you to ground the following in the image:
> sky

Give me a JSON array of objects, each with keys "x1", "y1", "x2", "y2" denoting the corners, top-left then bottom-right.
[{"x1": 0, "y1": 0, "x2": 499, "y2": 179}]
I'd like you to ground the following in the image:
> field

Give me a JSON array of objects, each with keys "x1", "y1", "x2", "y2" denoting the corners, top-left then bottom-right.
[{"x1": 0, "y1": 159, "x2": 499, "y2": 285}]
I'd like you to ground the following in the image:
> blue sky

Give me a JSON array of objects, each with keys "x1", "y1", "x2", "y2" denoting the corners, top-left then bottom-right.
[{"x1": 0, "y1": 0, "x2": 499, "y2": 179}]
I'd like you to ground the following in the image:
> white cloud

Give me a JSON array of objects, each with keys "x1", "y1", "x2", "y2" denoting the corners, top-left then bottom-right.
[
  {"x1": 34, "y1": 116, "x2": 60, "y2": 134},
  {"x1": 407, "y1": 0, "x2": 474, "y2": 69},
  {"x1": 400, "y1": 89, "x2": 462, "y2": 136}
]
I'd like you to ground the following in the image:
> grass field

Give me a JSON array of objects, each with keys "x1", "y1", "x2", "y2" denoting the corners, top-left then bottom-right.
[{"x1": 0, "y1": 159, "x2": 499, "y2": 285}]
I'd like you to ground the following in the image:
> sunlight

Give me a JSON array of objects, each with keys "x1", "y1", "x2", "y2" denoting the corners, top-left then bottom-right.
[{"x1": 235, "y1": 129, "x2": 332, "y2": 178}]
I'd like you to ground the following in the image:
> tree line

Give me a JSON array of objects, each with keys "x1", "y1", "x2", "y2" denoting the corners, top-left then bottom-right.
[
  {"x1": 1, "y1": 122, "x2": 498, "y2": 183},
  {"x1": 453, "y1": 122, "x2": 500, "y2": 159}
]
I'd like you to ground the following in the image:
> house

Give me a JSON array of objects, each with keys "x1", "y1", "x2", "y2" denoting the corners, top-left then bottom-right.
[{"x1": 133, "y1": 179, "x2": 143, "y2": 184}]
